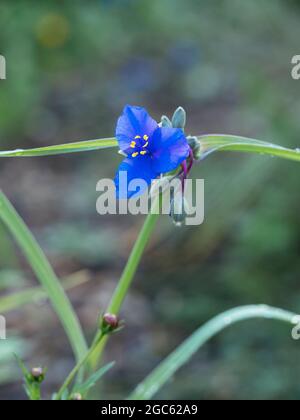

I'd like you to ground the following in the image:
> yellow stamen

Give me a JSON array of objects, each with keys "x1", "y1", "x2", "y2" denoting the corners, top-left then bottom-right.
[
  {"x1": 130, "y1": 141, "x2": 136, "y2": 148},
  {"x1": 143, "y1": 135, "x2": 149, "y2": 141},
  {"x1": 132, "y1": 152, "x2": 139, "y2": 158},
  {"x1": 135, "y1": 135, "x2": 141, "y2": 139},
  {"x1": 143, "y1": 141, "x2": 149, "y2": 148},
  {"x1": 140, "y1": 150, "x2": 147, "y2": 155}
]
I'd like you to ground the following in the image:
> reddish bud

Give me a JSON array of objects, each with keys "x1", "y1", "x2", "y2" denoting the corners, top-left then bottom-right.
[
  {"x1": 103, "y1": 313, "x2": 119, "y2": 329},
  {"x1": 30, "y1": 367, "x2": 45, "y2": 382}
]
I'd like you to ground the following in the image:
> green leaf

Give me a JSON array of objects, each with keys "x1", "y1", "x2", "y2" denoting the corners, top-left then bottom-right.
[
  {"x1": 0, "y1": 134, "x2": 299, "y2": 163},
  {"x1": 0, "y1": 270, "x2": 90, "y2": 314},
  {"x1": 0, "y1": 137, "x2": 118, "y2": 158},
  {"x1": 14, "y1": 354, "x2": 39, "y2": 400},
  {"x1": 73, "y1": 362, "x2": 115, "y2": 395},
  {"x1": 14, "y1": 353, "x2": 30, "y2": 379},
  {"x1": 199, "y1": 134, "x2": 300, "y2": 162},
  {"x1": 129, "y1": 305, "x2": 299, "y2": 400},
  {"x1": 0, "y1": 192, "x2": 88, "y2": 362},
  {"x1": 52, "y1": 389, "x2": 70, "y2": 401}
]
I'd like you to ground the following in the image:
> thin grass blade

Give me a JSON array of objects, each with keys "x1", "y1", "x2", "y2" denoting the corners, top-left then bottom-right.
[
  {"x1": 0, "y1": 135, "x2": 299, "y2": 163},
  {"x1": 0, "y1": 138, "x2": 118, "y2": 158},
  {"x1": 199, "y1": 134, "x2": 300, "y2": 162},
  {"x1": 129, "y1": 305, "x2": 298, "y2": 400},
  {"x1": 0, "y1": 191, "x2": 88, "y2": 362},
  {"x1": 0, "y1": 270, "x2": 90, "y2": 314}
]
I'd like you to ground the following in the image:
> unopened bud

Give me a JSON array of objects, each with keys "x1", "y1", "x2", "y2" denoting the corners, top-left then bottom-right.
[
  {"x1": 170, "y1": 194, "x2": 189, "y2": 227},
  {"x1": 172, "y1": 106, "x2": 186, "y2": 129},
  {"x1": 103, "y1": 313, "x2": 119, "y2": 329},
  {"x1": 160, "y1": 115, "x2": 172, "y2": 128},
  {"x1": 31, "y1": 367, "x2": 45, "y2": 383},
  {"x1": 187, "y1": 136, "x2": 201, "y2": 160}
]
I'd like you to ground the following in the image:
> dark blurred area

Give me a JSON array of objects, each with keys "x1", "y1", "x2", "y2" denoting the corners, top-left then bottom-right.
[{"x1": 0, "y1": 0, "x2": 300, "y2": 400}]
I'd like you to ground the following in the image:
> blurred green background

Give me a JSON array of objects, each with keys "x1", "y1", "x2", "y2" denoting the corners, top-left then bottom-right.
[{"x1": 0, "y1": 0, "x2": 300, "y2": 400}]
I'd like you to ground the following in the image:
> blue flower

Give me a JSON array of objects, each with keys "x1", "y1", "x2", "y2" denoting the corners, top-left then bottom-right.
[{"x1": 114, "y1": 105, "x2": 190, "y2": 198}]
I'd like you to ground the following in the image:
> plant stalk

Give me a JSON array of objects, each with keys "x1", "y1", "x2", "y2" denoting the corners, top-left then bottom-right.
[{"x1": 89, "y1": 200, "x2": 160, "y2": 369}]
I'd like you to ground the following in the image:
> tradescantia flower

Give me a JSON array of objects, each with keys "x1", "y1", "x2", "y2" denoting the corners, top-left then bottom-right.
[{"x1": 114, "y1": 105, "x2": 190, "y2": 198}]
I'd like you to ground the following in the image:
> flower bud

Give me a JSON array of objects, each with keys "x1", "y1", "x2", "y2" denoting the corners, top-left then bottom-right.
[
  {"x1": 31, "y1": 367, "x2": 45, "y2": 383},
  {"x1": 172, "y1": 107, "x2": 186, "y2": 129},
  {"x1": 160, "y1": 115, "x2": 172, "y2": 128},
  {"x1": 170, "y1": 194, "x2": 189, "y2": 227},
  {"x1": 187, "y1": 136, "x2": 201, "y2": 160},
  {"x1": 103, "y1": 313, "x2": 119, "y2": 329}
]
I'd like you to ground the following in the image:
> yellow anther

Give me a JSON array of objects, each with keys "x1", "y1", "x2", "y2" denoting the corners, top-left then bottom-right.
[
  {"x1": 135, "y1": 135, "x2": 141, "y2": 139},
  {"x1": 143, "y1": 135, "x2": 149, "y2": 141},
  {"x1": 140, "y1": 150, "x2": 147, "y2": 155},
  {"x1": 143, "y1": 142, "x2": 149, "y2": 148},
  {"x1": 132, "y1": 152, "x2": 139, "y2": 158},
  {"x1": 130, "y1": 141, "x2": 136, "y2": 148}
]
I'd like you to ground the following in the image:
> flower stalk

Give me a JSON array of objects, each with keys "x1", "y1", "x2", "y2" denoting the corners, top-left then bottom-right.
[
  {"x1": 89, "y1": 199, "x2": 160, "y2": 370},
  {"x1": 55, "y1": 333, "x2": 105, "y2": 400}
]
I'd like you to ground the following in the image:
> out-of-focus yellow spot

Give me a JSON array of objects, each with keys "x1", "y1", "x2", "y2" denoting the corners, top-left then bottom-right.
[
  {"x1": 36, "y1": 14, "x2": 70, "y2": 49},
  {"x1": 132, "y1": 152, "x2": 139, "y2": 158}
]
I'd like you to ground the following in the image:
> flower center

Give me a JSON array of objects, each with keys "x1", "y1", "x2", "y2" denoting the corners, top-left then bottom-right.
[{"x1": 130, "y1": 135, "x2": 149, "y2": 158}]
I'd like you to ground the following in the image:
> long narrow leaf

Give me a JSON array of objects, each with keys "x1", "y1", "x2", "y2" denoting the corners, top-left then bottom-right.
[
  {"x1": 0, "y1": 270, "x2": 90, "y2": 314},
  {"x1": 129, "y1": 305, "x2": 299, "y2": 400},
  {"x1": 73, "y1": 362, "x2": 115, "y2": 395},
  {"x1": 0, "y1": 135, "x2": 299, "y2": 163},
  {"x1": 199, "y1": 134, "x2": 300, "y2": 162},
  {"x1": 0, "y1": 138, "x2": 118, "y2": 158},
  {"x1": 0, "y1": 192, "x2": 88, "y2": 362}
]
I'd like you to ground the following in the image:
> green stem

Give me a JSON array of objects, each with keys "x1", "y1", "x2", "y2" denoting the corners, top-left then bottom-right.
[
  {"x1": 89, "y1": 202, "x2": 160, "y2": 369},
  {"x1": 108, "y1": 213, "x2": 159, "y2": 314},
  {"x1": 29, "y1": 383, "x2": 42, "y2": 401},
  {"x1": 0, "y1": 191, "x2": 88, "y2": 363},
  {"x1": 55, "y1": 335, "x2": 104, "y2": 400}
]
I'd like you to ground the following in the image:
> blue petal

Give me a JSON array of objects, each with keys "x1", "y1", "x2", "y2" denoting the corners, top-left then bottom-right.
[
  {"x1": 114, "y1": 155, "x2": 158, "y2": 199},
  {"x1": 116, "y1": 105, "x2": 158, "y2": 152},
  {"x1": 149, "y1": 127, "x2": 190, "y2": 174}
]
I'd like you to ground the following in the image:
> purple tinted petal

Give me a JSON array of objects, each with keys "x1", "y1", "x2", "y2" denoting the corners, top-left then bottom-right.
[
  {"x1": 116, "y1": 105, "x2": 158, "y2": 152},
  {"x1": 150, "y1": 127, "x2": 190, "y2": 174},
  {"x1": 114, "y1": 155, "x2": 158, "y2": 199}
]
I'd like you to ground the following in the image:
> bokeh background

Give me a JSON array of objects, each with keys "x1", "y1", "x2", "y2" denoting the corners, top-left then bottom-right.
[{"x1": 0, "y1": 0, "x2": 300, "y2": 400}]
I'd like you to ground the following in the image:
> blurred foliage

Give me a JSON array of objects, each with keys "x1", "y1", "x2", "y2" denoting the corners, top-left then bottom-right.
[{"x1": 1, "y1": 0, "x2": 300, "y2": 400}]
